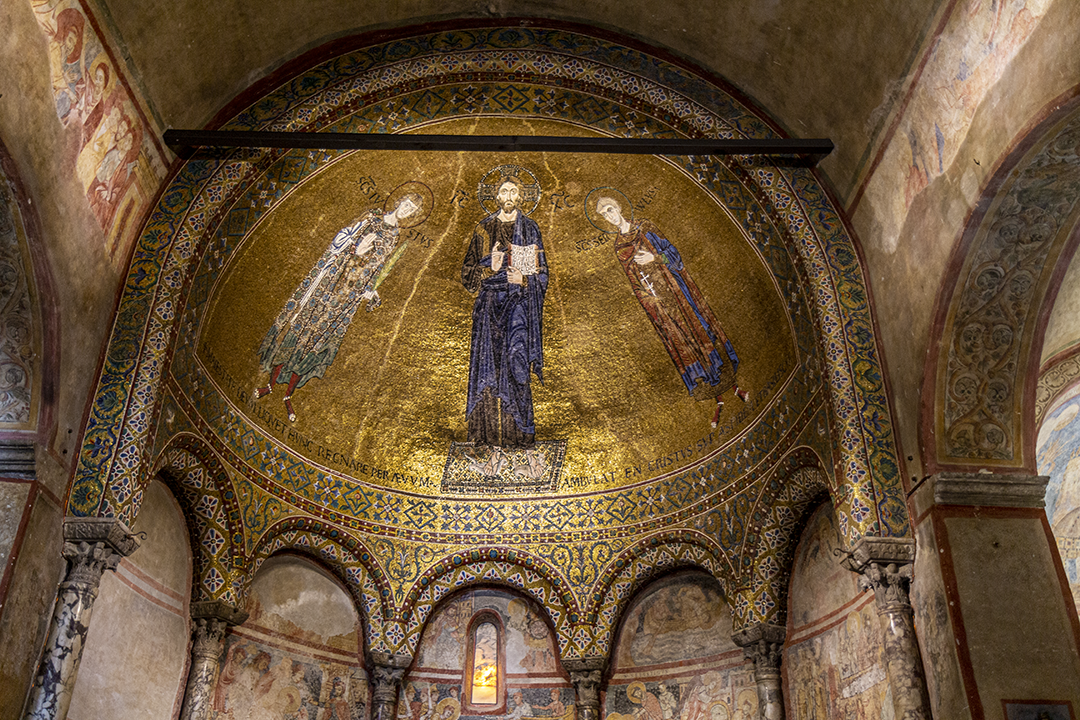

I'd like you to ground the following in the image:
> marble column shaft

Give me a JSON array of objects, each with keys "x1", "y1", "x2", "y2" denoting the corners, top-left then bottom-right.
[
  {"x1": 178, "y1": 617, "x2": 228, "y2": 720},
  {"x1": 845, "y1": 537, "x2": 931, "y2": 720},
  {"x1": 565, "y1": 659, "x2": 605, "y2": 720},
  {"x1": 370, "y1": 653, "x2": 410, "y2": 720},
  {"x1": 178, "y1": 601, "x2": 249, "y2": 720},
  {"x1": 732, "y1": 624, "x2": 785, "y2": 720},
  {"x1": 22, "y1": 541, "x2": 124, "y2": 720}
]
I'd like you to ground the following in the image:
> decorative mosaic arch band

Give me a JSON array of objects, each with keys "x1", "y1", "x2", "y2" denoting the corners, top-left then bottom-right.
[
  {"x1": 153, "y1": 437, "x2": 245, "y2": 605},
  {"x1": 248, "y1": 520, "x2": 392, "y2": 653},
  {"x1": 737, "y1": 463, "x2": 831, "y2": 630},
  {"x1": 399, "y1": 552, "x2": 578, "y2": 660}
]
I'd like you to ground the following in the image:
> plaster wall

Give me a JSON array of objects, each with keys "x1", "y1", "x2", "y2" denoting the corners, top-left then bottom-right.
[
  {"x1": 97, "y1": 0, "x2": 934, "y2": 195},
  {"x1": 945, "y1": 512, "x2": 1080, "y2": 717},
  {"x1": 1040, "y1": 250, "x2": 1080, "y2": 364},
  {"x1": 782, "y1": 503, "x2": 891, "y2": 720},
  {"x1": 858, "y1": 0, "x2": 1080, "y2": 476},
  {"x1": 1037, "y1": 397, "x2": 1080, "y2": 614},
  {"x1": 213, "y1": 554, "x2": 367, "y2": 720},
  {"x1": 0, "y1": 481, "x2": 32, "y2": 590},
  {"x1": 68, "y1": 479, "x2": 191, "y2": 720},
  {"x1": 604, "y1": 573, "x2": 757, "y2": 720},
  {"x1": 908, "y1": 487, "x2": 967, "y2": 720},
  {"x1": 0, "y1": 486, "x2": 63, "y2": 720}
]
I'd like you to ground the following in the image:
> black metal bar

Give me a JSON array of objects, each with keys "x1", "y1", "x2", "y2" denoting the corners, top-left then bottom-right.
[{"x1": 164, "y1": 129, "x2": 833, "y2": 159}]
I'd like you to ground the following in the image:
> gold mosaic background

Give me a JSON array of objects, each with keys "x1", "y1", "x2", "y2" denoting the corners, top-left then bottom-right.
[{"x1": 199, "y1": 118, "x2": 796, "y2": 496}]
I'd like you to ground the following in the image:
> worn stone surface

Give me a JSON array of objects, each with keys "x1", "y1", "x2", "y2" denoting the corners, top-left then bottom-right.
[
  {"x1": 0, "y1": 492, "x2": 62, "y2": 720},
  {"x1": 0, "y1": 481, "x2": 31, "y2": 582}
]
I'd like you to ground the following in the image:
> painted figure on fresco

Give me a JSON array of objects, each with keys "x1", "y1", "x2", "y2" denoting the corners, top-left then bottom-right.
[
  {"x1": 254, "y1": 182, "x2": 432, "y2": 421},
  {"x1": 461, "y1": 165, "x2": 547, "y2": 464},
  {"x1": 588, "y1": 189, "x2": 748, "y2": 426}
]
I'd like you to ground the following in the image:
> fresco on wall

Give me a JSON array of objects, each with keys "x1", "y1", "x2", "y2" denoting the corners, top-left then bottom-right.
[
  {"x1": 406, "y1": 587, "x2": 573, "y2": 720},
  {"x1": 30, "y1": 0, "x2": 167, "y2": 258},
  {"x1": 213, "y1": 556, "x2": 367, "y2": 720},
  {"x1": 1036, "y1": 397, "x2": 1080, "y2": 614},
  {"x1": 604, "y1": 573, "x2": 758, "y2": 720},
  {"x1": 857, "y1": 0, "x2": 1050, "y2": 251},
  {"x1": 0, "y1": 176, "x2": 36, "y2": 427},
  {"x1": 784, "y1": 503, "x2": 892, "y2": 719}
]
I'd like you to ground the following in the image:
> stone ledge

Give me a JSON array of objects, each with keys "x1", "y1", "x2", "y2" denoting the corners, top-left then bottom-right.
[
  {"x1": 842, "y1": 535, "x2": 915, "y2": 573},
  {"x1": 932, "y1": 472, "x2": 1048, "y2": 508},
  {"x1": 563, "y1": 657, "x2": 606, "y2": 673},
  {"x1": 191, "y1": 599, "x2": 249, "y2": 627},
  {"x1": 0, "y1": 442, "x2": 35, "y2": 479}
]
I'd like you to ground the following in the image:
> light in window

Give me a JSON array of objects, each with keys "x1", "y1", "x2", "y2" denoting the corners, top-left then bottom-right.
[{"x1": 471, "y1": 621, "x2": 498, "y2": 705}]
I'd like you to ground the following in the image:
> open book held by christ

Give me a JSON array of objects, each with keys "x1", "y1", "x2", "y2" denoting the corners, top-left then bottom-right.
[{"x1": 510, "y1": 243, "x2": 540, "y2": 275}]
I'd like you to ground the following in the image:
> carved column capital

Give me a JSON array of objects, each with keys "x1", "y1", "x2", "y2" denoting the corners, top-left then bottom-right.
[
  {"x1": 60, "y1": 541, "x2": 124, "y2": 587},
  {"x1": 732, "y1": 624, "x2": 786, "y2": 720},
  {"x1": 842, "y1": 536, "x2": 916, "y2": 614},
  {"x1": 566, "y1": 657, "x2": 605, "y2": 720},
  {"x1": 732, "y1": 623, "x2": 785, "y2": 675},
  {"x1": 842, "y1": 536, "x2": 930, "y2": 720},
  {"x1": 63, "y1": 516, "x2": 141, "y2": 557},
  {"x1": 368, "y1": 653, "x2": 410, "y2": 720},
  {"x1": 190, "y1": 617, "x2": 228, "y2": 661}
]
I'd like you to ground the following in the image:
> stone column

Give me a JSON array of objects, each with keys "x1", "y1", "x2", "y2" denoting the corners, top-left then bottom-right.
[
  {"x1": 843, "y1": 536, "x2": 931, "y2": 720},
  {"x1": 732, "y1": 623, "x2": 785, "y2": 720},
  {"x1": 564, "y1": 658, "x2": 605, "y2": 720},
  {"x1": 23, "y1": 518, "x2": 139, "y2": 720},
  {"x1": 369, "y1": 652, "x2": 410, "y2": 720},
  {"x1": 178, "y1": 601, "x2": 249, "y2": 720}
]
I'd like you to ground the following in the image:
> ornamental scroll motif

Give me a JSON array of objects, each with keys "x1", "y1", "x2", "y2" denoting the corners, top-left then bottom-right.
[
  {"x1": 0, "y1": 179, "x2": 35, "y2": 426},
  {"x1": 942, "y1": 114, "x2": 1080, "y2": 462}
]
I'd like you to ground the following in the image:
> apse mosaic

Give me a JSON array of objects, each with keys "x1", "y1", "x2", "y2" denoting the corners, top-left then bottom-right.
[
  {"x1": 70, "y1": 24, "x2": 908, "y2": 637},
  {"x1": 199, "y1": 137, "x2": 794, "y2": 499}
]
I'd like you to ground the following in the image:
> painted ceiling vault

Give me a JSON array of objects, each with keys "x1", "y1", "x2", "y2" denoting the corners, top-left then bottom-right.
[{"x1": 69, "y1": 25, "x2": 906, "y2": 661}]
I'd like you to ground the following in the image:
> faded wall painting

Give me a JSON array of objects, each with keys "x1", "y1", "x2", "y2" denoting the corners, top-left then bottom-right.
[
  {"x1": 783, "y1": 503, "x2": 892, "y2": 719},
  {"x1": 406, "y1": 587, "x2": 572, "y2": 720},
  {"x1": 213, "y1": 555, "x2": 367, "y2": 720},
  {"x1": 1037, "y1": 396, "x2": 1080, "y2": 615},
  {"x1": 30, "y1": 0, "x2": 167, "y2": 258},
  {"x1": 604, "y1": 573, "x2": 758, "y2": 720},
  {"x1": 856, "y1": 0, "x2": 1050, "y2": 251}
]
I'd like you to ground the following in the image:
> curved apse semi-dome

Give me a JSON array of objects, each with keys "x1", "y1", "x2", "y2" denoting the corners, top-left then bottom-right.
[{"x1": 70, "y1": 21, "x2": 905, "y2": 658}]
